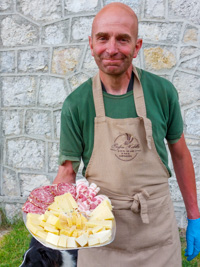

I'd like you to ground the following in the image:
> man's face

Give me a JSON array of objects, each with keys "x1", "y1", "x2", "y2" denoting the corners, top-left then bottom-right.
[{"x1": 89, "y1": 8, "x2": 142, "y2": 77}]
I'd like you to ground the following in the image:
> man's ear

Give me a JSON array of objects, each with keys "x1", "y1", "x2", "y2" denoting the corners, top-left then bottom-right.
[
  {"x1": 133, "y1": 38, "x2": 143, "y2": 58},
  {"x1": 89, "y1": 36, "x2": 94, "y2": 56}
]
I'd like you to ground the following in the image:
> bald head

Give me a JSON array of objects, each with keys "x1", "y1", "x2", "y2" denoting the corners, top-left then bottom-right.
[{"x1": 92, "y1": 2, "x2": 138, "y2": 39}]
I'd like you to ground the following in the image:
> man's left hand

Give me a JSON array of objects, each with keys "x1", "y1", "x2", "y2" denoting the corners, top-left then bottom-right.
[{"x1": 185, "y1": 218, "x2": 200, "y2": 261}]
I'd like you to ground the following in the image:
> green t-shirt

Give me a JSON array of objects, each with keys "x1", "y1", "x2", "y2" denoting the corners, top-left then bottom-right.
[{"x1": 59, "y1": 68, "x2": 183, "y2": 176}]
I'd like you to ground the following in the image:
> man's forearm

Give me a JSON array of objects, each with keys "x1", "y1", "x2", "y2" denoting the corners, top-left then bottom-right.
[
  {"x1": 168, "y1": 134, "x2": 200, "y2": 219},
  {"x1": 53, "y1": 160, "x2": 76, "y2": 184}
]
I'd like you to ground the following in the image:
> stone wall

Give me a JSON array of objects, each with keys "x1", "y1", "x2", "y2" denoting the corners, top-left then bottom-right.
[{"x1": 0, "y1": 0, "x2": 199, "y2": 226}]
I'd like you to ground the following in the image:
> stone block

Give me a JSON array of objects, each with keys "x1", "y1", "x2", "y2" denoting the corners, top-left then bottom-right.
[
  {"x1": 18, "y1": 49, "x2": 49, "y2": 73},
  {"x1": 71, "y1": 17, "x2": 94, "y2": 42},
  {"x1": 1, "y1": 76, "x2": 37, "y2": 107},
  {"x1": 2, "y1": 110, "x2": 23, "y2": 136},
  {"x1": 5, "y1": 203, "x2": 22, "y2": 223},
  {"x1": 38, "y1": 76, "x2": 67, "y2": 107},
  {"x1": 180, "y1": 55, "x2": 200, "y2": 73},
  {"x1": 184, "y1": 106, "x2": 200, "y2": 137},
  {"x1": 180, "y1": 46, "x2": 199, "y2": 60},
  {"x1": 42, "y1": 20, "x2": 70, "y2": 45},
  {"x1": 0, "y1": 15, "x2": 38, "y2": 47},
  {"x1": 0, "y1": 0, "x2": 14, "y2": 12},
  {"x1": 144, "y1": 0, "x2": 165, "y2": 18},
  {"x1": 82, "y1": 48, "x2": 98, "y2": 75},
  {"x1": 25, "y1": 110, "x2": 52, "y2": 138},
  {"x1": 168, "y1": 0, "x2": 200, "y2": 25},
  {"x1": 143, "y1": 45, "x2": 177, "y2": 71},
  {"x1": 173, "y1": 203, "x2": 187, "y2": 229},
  {"x1": 2, "y1": 168, "x2": 20, "y2": 196},
  {"x1": 17, "y1": 0, "x2": 62, "y2": 22},
  {"x1": 65, "y1": 0, "x2": 98, "y2": 13},
  {"x1": 52, "y1": 47, "x2": 83, "y2": 75},
  {"x1": 183, "y1": 25, "x2": 198, "y2": 44},
  {"x1": 172, "y1": 71, "x2": 200, "y2": 106},
  {"x1": 53, "y1": 110, "x2": 61, "y2": 139},
  {"x1": 6, "y1": 137, "x2": 45, "y2": 170},
  {"x1": 139, "y1": 22, "x2": 182, "y2": 44},
  {"x1": 104, "y1": 0, "x2": 141, "y2": 16},
  {"x1": 19, "y1": 173, "x2": 50, "y2": 197},
  {"x1": 0, "y1": 51, "x2": 15, "y2": 73},
  {"x1": 48, "y1": 142, "x2": 59, "y2": 172},
  {"x1": 68, "y1": 73, "x2": 90, "y2": 91}
]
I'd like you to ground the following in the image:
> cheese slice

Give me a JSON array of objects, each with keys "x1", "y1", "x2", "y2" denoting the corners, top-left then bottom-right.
[
  {"x1": 76, "y1": 233, "x2": 88, "y2": 247},
  {"x1": 46, "y1": 232, "x2": 60, "y2": 246}
]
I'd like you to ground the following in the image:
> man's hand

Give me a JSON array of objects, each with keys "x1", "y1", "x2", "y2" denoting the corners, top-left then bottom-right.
[
  {"x1": 53, "y1": 160, "x2": 76, "y2": 184},
  {"x1": 185, "y1": 218, "x2": 200, "y2": 261}
]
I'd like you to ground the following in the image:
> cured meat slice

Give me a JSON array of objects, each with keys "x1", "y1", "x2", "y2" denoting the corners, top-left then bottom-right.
[
  {"x1": 56, "y1": 183, "x2": 76, "y2": 198},
  {"x1": 30, "y1": 187, "x2": 54, "y2": 204},
  {"x1": 42, "y1": 184, "x2": 58, "y2": 196},
  {"x1": 28, "y1": 196, "x2": 49, "y2": 210},
  {"x1": 22, "y1": 201, "x2": 45, "y2": 214}
]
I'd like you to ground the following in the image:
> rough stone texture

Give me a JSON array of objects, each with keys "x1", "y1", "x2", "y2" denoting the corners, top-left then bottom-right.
[
  {"x1": 183, "y1": 25, "x2": 198, "y2": 44},
  {"x1": 0, "y1": 0, "x2": 199, "y2": 227},
  {"x1": 17, "y1": 0, "x2": 62, "y2": 22},
  {"x1": 143, "y1": 46, "x2": 177, "y2": 71},
  {"x1": 71, "y1": 17, "x2": 94, "y2": 42},
  {"x1": 25, "y1": 110, "x2": 52, "y2": 138},
  {"x1": 180, "y1": 46, "x2": 199, "y2": 59},
  {"x1": 65, "y1": 0, "x2": 98, "y2": 13},
  {"x1": 169, "y1": 0, "x2": 200, "y2": 25},
  {"x1": 53, "y1": 110, "x2": 61, "y2": 139},
  {"x1": 0, "y1": 0, "x2": 13, "y2": 12},
  {"x1": 68, "y1": 73, "x2": 90, "y2": 91},
  {"x1": 139, "y1": 22, "x2": 182, "y2": 44},
  {"x1": 42, "y1": 20, "x2": 70, "y2": 45},
  {"x1": 2, "y1": 168, "x2": 20, "y2": 197},
  {"x1": 144, "y1": 0, "x2": 165, "y2": 18},
  {"x1": 5, "y1": 203, "x2": 22, "y2": 222},
  {"x1": 2, "y1": 110, "x2": 23, "y2": 136},
  {"x1": 172, "y1": 71, "x2": 200, "y2": 106},
  {"x1": 38, "y1": 77, "x2": 67, "y2": 107},
  {"x1": 1, "y1": 16, "x2": 38, "y2": 47},
  {"x1": 18, "y1": 49, "x2": 49, "y2": 73},
  {"x1": 6, "y1": 138, "x2": 45, "y2": 170},
  {"x1": 19, "y1": 173, "x2": 50, "y2": 197},
  {"x1": 48, "y1": 142, "x2": 59, "y2": 172},
  {"x1": 1, "y1": 76, "x2": 37, "y2": 107},
  {"x1": 180, "y1": 56, "x2": 200, "y2": 73},
  {"x1": 185, "y1": 106, "x2": 200, "y2": 137},
  {"x1": 0, "y1": 51, "x2": 15, "y2": 73},
  {"x1": 52, "y1": 47, "x2": 82, "y2": 75}
]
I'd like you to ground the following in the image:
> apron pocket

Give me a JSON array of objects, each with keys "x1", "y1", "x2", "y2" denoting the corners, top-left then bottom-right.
[{"x1": 109, "y1": 197, "x2": 173, "y2": 252}]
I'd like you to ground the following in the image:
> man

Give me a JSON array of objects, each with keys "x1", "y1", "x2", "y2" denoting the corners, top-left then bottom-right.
[{"x1": 53, "y1": 2, "x2": 200, "y2": 266}]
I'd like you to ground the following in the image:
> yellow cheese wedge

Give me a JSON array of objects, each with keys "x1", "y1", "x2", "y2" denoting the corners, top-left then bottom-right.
[
  {"x1": 35, "y1": 230, "x2": 48, "y2": 240},
  {"x1": 46, "y1": 214, "x2": 59, "y2": 226},
  {"x1": 67, "y1": 237, "x2": 77, "y2": 248},
  {"x1": 76, "y1": 233, "x2": 88, "y2": 247},
  {"x1": 86, "y1": 220, "x2": 113, "y2": 229},
  {"x1": 26, "y1": 221, "x2": 43, "y2": 235},
  {"x1": 58, "y1": 235, "x2": 68, "y2": 247},
  {"x1": 93, "y1": 230, "x2": 112, "y2": 243},
  {"x1": 46, "y1": 232, "x2": 60, "y2": 246},
  {"x1": 44, "y1": 225, "x2": 59, "y2": 235},
  {"x1": 88, "y1": 235, "x2": 99, "y2": 246}
]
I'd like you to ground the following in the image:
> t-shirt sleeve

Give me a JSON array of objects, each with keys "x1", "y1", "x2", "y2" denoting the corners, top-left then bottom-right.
[
  {"x1": 165, "y1": 84, "x2": 183, "y2": 143},
  {"x1": 58, "y1": 97, "x2": 83, "y2": 170}
]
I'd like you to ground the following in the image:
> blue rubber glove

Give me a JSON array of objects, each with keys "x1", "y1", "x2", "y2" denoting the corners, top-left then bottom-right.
[{"x1": 185, "y1": 218, "x2": 200, "y2": 261}]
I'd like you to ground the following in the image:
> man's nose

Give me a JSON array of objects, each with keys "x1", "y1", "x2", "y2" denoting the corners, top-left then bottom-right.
[{"x1": 106, "y1": 39, "x2": 118, "y2": 55}]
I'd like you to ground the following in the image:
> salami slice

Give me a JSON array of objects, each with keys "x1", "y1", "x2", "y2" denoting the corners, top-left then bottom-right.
[
  {"x1": 42, "y1": 184, "x2": 58, "y2": 196},
  {"x1": 22, "y1": 201, "x2": 45, "y2": 214},
  {"x1": 56, "y1": 183, "x2": 76, "y2": 198},
  {"x1": 28, "y1": 196, "x2": 49, "y2": 210},
  {"x1": 30, "y1": 187, "x2": 54, "y2": 204}
]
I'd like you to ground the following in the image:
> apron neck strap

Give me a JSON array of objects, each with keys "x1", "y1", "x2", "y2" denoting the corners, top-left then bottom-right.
[{"x1": 92, "y1": 72, "x2": 106, "y2": 117}]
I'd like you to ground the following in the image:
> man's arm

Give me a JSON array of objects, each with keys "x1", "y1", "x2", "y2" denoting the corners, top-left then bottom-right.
[
  {"x1": 53, "y1": 160, "x2": 76, "y2": 184},
  {"x1": 168, "y1": 133, "x2": 199, "y2": 219}
]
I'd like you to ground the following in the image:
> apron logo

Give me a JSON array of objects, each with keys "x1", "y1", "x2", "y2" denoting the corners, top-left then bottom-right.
[{"x1": 110, "y1": 133, "x2": 141, "y2": 161}]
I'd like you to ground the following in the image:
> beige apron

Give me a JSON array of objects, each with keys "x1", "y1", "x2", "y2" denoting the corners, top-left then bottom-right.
[{"x1": 77, "y1": 66, "x2": 181, "y2": 267}]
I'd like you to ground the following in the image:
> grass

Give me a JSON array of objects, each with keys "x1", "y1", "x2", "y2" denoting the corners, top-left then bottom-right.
[{"x1": 0, "y1": 214, "x2": 200, "y2": 266}]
